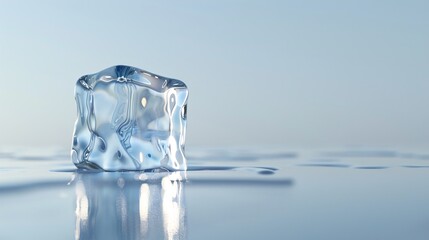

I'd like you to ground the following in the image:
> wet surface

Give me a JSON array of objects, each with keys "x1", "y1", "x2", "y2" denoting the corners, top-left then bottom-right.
[{"x1": 0, "y1": 147, "x2": 428, "y2": 239}]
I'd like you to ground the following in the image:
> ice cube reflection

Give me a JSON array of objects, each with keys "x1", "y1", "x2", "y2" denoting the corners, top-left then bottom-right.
[{"x1": 73, "y1": 171, "x2": 186, "y2": 240}]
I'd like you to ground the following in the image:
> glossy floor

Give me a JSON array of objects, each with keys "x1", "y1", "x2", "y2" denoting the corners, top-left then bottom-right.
[{"x1": 0, "y1": 147, "x2": 428, "y2": 240}]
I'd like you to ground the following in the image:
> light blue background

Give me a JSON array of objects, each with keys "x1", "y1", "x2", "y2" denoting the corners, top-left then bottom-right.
[{"x1": 0, "y1": 0, "x2": 428, "y2": 148}]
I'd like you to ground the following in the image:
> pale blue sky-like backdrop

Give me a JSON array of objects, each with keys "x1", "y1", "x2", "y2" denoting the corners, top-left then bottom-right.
[{"x1": 0, "y1": 0, "x2": 428, "y2": 149}]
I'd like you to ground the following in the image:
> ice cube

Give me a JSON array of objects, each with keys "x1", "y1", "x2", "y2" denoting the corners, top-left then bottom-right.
[{"x1": 71, "y1": 65, "x2": 188, "y2": 171}]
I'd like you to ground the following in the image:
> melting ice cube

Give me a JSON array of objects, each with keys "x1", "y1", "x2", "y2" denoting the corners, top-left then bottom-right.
[{"x1": 71, "y1": 65, "x2": 188, "y2": 171}]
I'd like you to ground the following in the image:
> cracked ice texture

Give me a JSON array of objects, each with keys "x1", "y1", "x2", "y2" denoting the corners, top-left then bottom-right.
[{"x1": 71, "y1": 65, "x2": 188, "y2": 171}]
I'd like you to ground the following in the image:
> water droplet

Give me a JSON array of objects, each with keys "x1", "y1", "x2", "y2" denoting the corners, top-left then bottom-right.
[{"x1": 258, "y1": 170, "x2": 275, "y2": 175}]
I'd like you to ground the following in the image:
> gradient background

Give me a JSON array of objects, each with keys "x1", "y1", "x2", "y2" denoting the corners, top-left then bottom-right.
[{"x1": 0, "y1": 0, "x2": 428, "y2": 149}]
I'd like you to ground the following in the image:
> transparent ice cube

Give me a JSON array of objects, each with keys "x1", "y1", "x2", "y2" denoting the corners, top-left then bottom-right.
[{"x1": 71, "y1": 65, "x2": 188, "y2": 171}]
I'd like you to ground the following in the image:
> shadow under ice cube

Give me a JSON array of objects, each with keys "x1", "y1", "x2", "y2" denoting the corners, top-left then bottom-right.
[{"x1": 71, "y1": 65, "x2": 188, "y2": 171}]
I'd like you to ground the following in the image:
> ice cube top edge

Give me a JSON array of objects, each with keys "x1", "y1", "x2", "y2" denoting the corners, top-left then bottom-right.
[{"x1": 77, "y1": 65, "x2": 187, "y2": 91}]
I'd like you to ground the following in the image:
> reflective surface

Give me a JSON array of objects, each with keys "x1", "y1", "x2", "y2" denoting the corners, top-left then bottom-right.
[
  {"x1": 72, "y1": 65, "x2": 188, "y2": 171},
  {"x1": 74, "y1": 171, "x2": 186, "y2": 240},
  {"x1": 0, "y1": 147, "x2": 428, "y2": 239}
]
